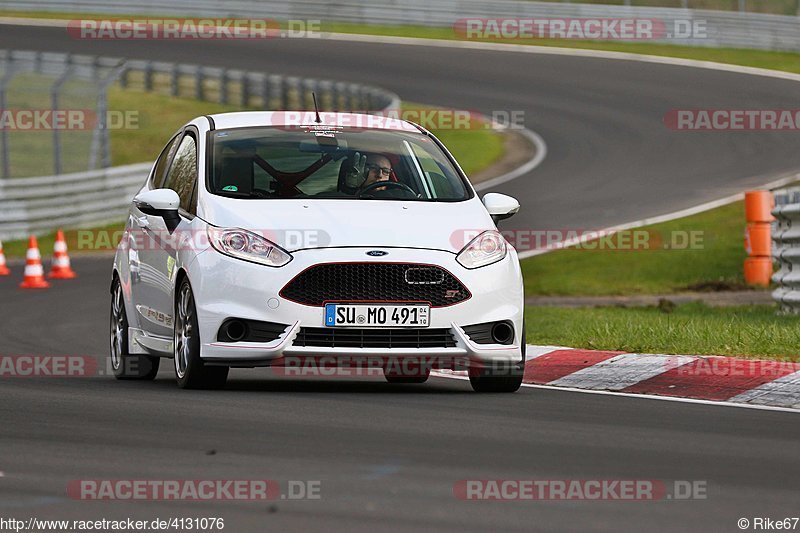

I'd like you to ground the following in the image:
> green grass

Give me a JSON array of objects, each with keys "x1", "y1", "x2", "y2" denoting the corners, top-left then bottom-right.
[
  {"x1": 1, "y1": 1, "x2": 798, "y2": 16},
  {"x1": 3, "y1": 11, "x2": 800, "y2": 75},
  {"x1": 521, "y1": 201, "x2": 749, "y2": 296},
  {"x1": 107, "y1": 87, "x2": 244, "y2": 166},
  {"x1": 525, "y1": 303, "x2": 800, "y2": 359},
  {"x1": 0, "y1": 81, "x2": 244, "y2": 177},
  {"x1": 2, "y1": 222, "x2": 126, "y2": 259},
  {"x1": 2, "y1": 74, "x2": 98, "y2": 177},
  {"x1": 531, "y1": 0, "x2": 798, "y2": 14},
  {"x1": 437, "y1": 127, "x2": 504, "y2": 176},
  {"x1": 108, "y1": 91, "x2": 503, "y2": 172},
  {"x1": 319, "y1": 22, "x2": 800, "y2": 75},
  {"x1": 2, "y1": 88, "x2": 506, "y2": 254},
  {"x1": 3, "y1": 11, "x2": 796, "y2": 358},
  {"x1": 405, "y1": 103, "x2": 505, "y2": 176}
]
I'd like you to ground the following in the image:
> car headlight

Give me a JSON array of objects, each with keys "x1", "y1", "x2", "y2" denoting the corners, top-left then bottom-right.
[
  {"x1": 207, "y1": 226, "x2": 292, "y2": 267},
  {"x1": 456, "y1": 230, "x2": 507, "y2": 269}
]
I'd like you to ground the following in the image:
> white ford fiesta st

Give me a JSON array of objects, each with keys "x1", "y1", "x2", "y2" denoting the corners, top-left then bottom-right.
[{"x1": 110, "y1": 112, "x2": 525, "y2": 392}]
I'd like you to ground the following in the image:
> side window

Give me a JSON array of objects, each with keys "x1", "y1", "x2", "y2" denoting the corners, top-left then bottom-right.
[
  {"x1": 150, "y1": 134, "x2": 180, "y2": 189},
  {"x1": 410, "y1": 141, "x2": 461, "y2": 199},
  {"x1": 163, "y1": 134, "x2": 198, "y2": 214}
]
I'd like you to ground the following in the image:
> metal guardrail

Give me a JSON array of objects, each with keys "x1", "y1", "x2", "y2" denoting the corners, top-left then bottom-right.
[
  {"x1": 118, "y1": 59, "x2": 398, "y2": 114},
  {"x1": 770, "y1": 188, "x2": 800, "y2": 311},
  {"x1": 3, "y1": 0, "x2": 800, "y2": 52},
  {"x1": 0, "y1": 162, "x2": 151, "y2": 239},
  {"x1": 0, "y1": 51, "x2": 401, "y2": 241},
  {"x1": 0, "y1": 50, "x2": 126, "y2": 178}
]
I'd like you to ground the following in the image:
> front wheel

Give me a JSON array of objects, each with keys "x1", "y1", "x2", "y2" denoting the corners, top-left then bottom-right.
[
  {"x1": 174, "y1": 278, "x2": 229, "y2": 389},
  {"x1": 469, "y1": 364, "x2": 523, "y2": 393},
  {"x1": 110, "y1": 277, "x2": 159, "y2": 380},
  {"x1": 469, "y1": 321, "x2": 525, "y2": 393}
]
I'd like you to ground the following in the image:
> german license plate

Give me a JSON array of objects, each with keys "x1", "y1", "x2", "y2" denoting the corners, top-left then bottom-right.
[{"x1": 324, "y1": 304, "x2": 429, "y2": 327}]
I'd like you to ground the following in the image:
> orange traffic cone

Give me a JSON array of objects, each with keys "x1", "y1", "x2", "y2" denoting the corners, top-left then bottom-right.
[
  {"x1": 19, "y1": 236, "x2": 50, "y2": 289},
  {"x1": 0, "y1": 238, "x2": 9, "y2": 276},
  {"x1": 48, "y1": 229, "x2": 77, "y2": 279}
]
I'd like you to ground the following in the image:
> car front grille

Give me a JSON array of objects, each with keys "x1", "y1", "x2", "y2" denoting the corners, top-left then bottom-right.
[
  {"x1": 294, "y1": 327, "x2": 457, "y2": 349},
  {"x1": 279, "y1": 263, "x2": 470, "y2": 307}
]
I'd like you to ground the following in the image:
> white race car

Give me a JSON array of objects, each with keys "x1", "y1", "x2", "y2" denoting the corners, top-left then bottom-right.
[{"x1": 110, "y1": 112, "x2": 525, "y2": 392}]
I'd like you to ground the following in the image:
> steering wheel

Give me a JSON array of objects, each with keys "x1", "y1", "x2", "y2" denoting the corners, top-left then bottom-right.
[{"x1": 357, "y1": 180, "x2": 416, "y2": 197}]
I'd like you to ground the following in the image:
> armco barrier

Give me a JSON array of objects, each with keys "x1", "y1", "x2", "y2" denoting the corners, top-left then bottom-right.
[
  {"x1": 0, "y1": 162, "x2": 151, "y2": 240},
  {"x1": 4, "y1": 0, "x2": 800, "y2": 52},
  {"x1": 771, "y1": 188, "x2": 800, "y2": 312},
  {"x1": 0, "y1": 51, "x2": 400, "y2": 241}
]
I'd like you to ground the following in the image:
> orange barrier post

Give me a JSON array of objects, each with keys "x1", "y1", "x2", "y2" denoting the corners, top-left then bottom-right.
[
  {"x1": 744, "y1": 190, "x2": 774, "y2": 223},
  {"x1": 48, "y1": 229, "x2": 77, "y2": 279},
  {"x1": 744, "y1": 191, "x2": 774, "y2": 287},
  {"x1": 19, "y1": 236, "x2": 50, "y2": 289},
  {"x1": 0, "y1": 238, "x2": 9, "y2": 276}
]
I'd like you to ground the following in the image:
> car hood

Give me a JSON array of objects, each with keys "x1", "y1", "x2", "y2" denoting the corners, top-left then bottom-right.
[{"x1": 200, "y1": 197, "x2": 495, "y2": 253}]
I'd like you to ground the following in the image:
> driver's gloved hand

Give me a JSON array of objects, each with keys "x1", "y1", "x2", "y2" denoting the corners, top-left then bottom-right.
[{"x1": 344, "y1": 152, "x2": 367, "y2": 189}]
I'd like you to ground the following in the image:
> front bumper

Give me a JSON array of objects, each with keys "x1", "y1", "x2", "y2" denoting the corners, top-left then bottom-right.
[{"x1": 189, "y1": 246, "x2": 524, "y2": 368}]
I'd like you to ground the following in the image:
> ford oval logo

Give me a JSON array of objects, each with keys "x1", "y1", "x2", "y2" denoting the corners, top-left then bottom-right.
[{"x1": 366, "y1": 250, "x2": 388, "y2": 257}]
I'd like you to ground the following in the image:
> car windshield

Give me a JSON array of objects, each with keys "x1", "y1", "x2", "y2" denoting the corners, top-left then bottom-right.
[{"x1": 208, "y1": 126, "x2": 471, "y2": 201}]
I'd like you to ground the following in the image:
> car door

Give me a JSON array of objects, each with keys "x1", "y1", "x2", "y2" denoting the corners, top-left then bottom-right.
[
  {"x1": 128, "y1": 132, "x2": 180, "y2": 334},
  {"x1": 133, "y1": 130, "x2": 198, "y2": 338}
]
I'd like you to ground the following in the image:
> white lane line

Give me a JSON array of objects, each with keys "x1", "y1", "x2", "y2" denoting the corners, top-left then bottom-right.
[
  {"x1": 321, "y1": 32, "x2": 800, "y2": 85},
  {"x1": 10, "y1": 17, "x2": 800, "y2": 237},
  {"x1": 317, "y1": 31, "x2": 800, "y2": 260},
  {"x1": 433, "y1": 372, "x2": 800, "y2": 414},
  {"x1": 517, "y1": 171, "x2": 800, "y2": 260},
  {"x1": 433, "y1": 346, "x2": 568, "y2": 378},
  {"x1": 728, "y1": 370, "x2": 800, "y2": 408},
  {"x1": 473, "y1": 127, "x2": 547, "y2": 192},
  {"x1": 525, "y1": 345, "x2": 572, "y2": 360},
  {"x1": 7, "y1": 17, "x2": 800, "y2": 85},
  {"x1": 0, "y1": 17, "x2": 67, "y2": 27},
  {"x1": 0, "y1": 18, "x2": 549, "y2": 194},
  {"x1": 547, "y1": 353, "x2": 697, "y2": 391}
]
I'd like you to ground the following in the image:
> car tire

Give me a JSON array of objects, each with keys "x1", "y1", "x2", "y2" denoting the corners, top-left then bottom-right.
[
  {"x1": 469, "y1": 320, "x2": 525, "y2": 393},
  {"x1": 174, "y1": 278, "x2": 229, "y2": 390},
  {"x1": 110, "y1": 277, "x2": 160, "y2": 380}
]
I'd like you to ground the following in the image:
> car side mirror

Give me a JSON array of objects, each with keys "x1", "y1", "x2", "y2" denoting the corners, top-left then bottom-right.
[
  {"x1": 482, "y1": 193, "x2": 520, "y2": 223},
  {"x1": 134, "y1": 189, "x2": 181, "y2": 232}
]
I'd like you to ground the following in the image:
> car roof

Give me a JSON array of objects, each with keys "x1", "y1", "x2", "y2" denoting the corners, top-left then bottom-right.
[{"x1": 206, "y1": 111, "x2": 422, "y2": 133}]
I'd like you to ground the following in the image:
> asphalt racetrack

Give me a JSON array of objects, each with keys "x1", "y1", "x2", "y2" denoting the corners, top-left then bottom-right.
[{"x1": 1, "y1": 24, "x2": 800, "y2": 531}]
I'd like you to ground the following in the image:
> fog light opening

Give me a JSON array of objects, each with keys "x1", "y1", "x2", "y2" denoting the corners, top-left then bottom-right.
[
  {"x1": 491, "y1": 322, "x2": 514, "y2": 345},
  {"x1": 225, "y1": 320, "x2": 248, "y2": 342}
]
